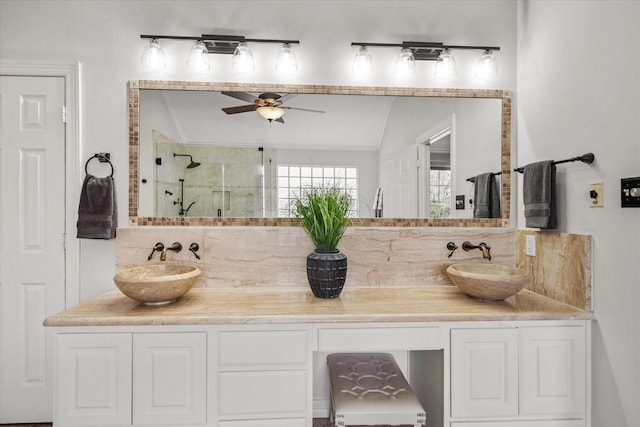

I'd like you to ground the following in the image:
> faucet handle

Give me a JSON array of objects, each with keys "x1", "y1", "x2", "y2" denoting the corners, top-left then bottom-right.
[
  {"x1": 148, "y1": 242, "x2": 164, "y2": 261},
  {"x1": 189, "y1": 243, "x2": 201, "y2": 259},
  {"x1": 446, "y1": 242, "x2": 458, "y2": 258}
]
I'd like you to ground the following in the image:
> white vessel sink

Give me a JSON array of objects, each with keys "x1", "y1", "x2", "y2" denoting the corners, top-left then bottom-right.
[
  {"x1": 114, "y1": 264, "x2": 201, "y2": 305},
  {"x1": 447, "y1": 262, "x2": 530, "y2": 301}
]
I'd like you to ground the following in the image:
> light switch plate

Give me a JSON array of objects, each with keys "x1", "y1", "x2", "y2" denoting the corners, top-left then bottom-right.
[
  {"x1": 590, "y1": 182, "x2": 603, "y2": 207},
  {"x1": 525, "y1": 235, "x2": 536, "y2": 257}
]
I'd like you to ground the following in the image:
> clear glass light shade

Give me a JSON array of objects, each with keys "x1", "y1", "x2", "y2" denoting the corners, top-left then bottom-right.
[
  {"x1": 275, "y1": 43, "x2": 298, "y2": 73},
  {"x1": 186, "y1": 40, "x2": 211, "y2": 72},
  {"x1": 141, "y1": 39, "x2": 166, "y2": 70},
  {"x1": 232, "y1": 43, "x2": 255, "y2": 72},
  {"x1": 394, "y1": 48, "x2": 416, "y2": 77},
  {"x1": 474, "y1": 49, "x2": 498, "y2": 79},
  {"x1": 257, "y1": 106, "x2": 285, "y2": 121},
  {"x1": 434, "y1": 48, "x2": 457, "y2": 78},
  {"x1": 352, "y1": 46, "x2": 374, "y2": 76}
]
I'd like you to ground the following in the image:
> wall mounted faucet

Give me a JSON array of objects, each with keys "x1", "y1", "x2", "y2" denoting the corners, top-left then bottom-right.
[
  {"x1": 160, "y1": 242, "x2": 182, "y2": 261},
  {"x1": 462, "y1": 241, "x2": 492, "y2": 261}
]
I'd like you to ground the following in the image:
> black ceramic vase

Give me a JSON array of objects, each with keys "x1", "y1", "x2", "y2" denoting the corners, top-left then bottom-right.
[{"x1": 306, "y1": 249, "x2": 348, "y2": 298}]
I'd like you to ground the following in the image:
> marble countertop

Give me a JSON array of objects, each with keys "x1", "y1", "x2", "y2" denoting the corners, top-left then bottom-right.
[{"x1": 44, "y1": 286, "x2": 592, "y2": 327}]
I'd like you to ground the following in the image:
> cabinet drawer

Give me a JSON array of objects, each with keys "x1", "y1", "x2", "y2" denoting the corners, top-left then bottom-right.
[
  {"x1": 218, "y1": 330, "x2": 308, "y2": 368},
  {"x1": 217, "y1": 370, "x2": 308, "y2": 418},
  {"x1": 317, "y1": 326, "x2": 441, "y2": 351},
  {"x1": 219, "y1": 418, "x2": 307, "y2": 427},
  {"x1": 451, "y1": 421, "x2": 584, "y2": 427}
]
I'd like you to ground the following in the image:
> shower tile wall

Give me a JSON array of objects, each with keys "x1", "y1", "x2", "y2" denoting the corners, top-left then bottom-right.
[{"x1": 153, "y1": 130, "x2": 277, "y2": 217}]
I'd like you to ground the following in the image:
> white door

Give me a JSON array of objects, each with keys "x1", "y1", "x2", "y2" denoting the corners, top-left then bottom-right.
[
  {"x1": 0, "y1": 75, "x2": 66, "y2": 422},
  {"x1": 381, "y1": 145, "x2": 417, "y2": 218}
]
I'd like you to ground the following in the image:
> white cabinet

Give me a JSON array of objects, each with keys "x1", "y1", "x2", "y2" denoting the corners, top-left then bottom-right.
[
  {"x1": 450, "y1": 325, "x2": 587, "y2": 426},
  {"x1": 133, "y1": 332, "x2": 207, "y2": 425},
  {"x1": 213, "y1": 326, "x2": 312, "y2": 426},
  {"x1": 55, "y1": 331, "x2": 207, "y2": 427}
]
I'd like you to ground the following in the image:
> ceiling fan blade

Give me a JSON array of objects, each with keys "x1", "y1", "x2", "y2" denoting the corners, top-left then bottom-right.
[
  {"x1": 282, "y1": 106, "x2": 326, "y2": 114},
  {"x1": 222, "y1": 104, "x2": 258, "y2": 114},
  {"x1": 277, "y1": 93, "x2": 297, "y2": 102},
  {"x1": 221, "y1": 91, "x2": 258, "y2": 103}
]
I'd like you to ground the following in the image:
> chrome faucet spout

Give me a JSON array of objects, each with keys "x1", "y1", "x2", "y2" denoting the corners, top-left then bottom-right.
[{"x1": 160, "y1": 242, "x2": 182, "y2": 261}]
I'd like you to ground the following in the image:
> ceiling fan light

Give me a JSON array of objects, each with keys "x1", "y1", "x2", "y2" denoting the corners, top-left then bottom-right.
[
  {"x1": 474, "y1": 49, "x2": 498, "y2": 79},
  {"x1": 257, "y1": 106, "x2": 285, "y2": 121},
  {"x1": 275, "y1": 43, "x2": 298, "y2": 73},
  {"x1": 394, "y1": 48, "x2": 416, "y2": 77},
  {"x1": 352, "y1": 45, "x2": 374, "y2": 76},
  {"x1": 232, "y1": 42, "x2": 255, "y2": 72},
  {"x1": 186, "y1": 40, "x2": 211, "y2": 72},
  {"x1": 434, "y1": 48, "x2": 457, "y2": 78},
  {"x1": 141, "y1": 38, "x2": 166, "y2": 70}
]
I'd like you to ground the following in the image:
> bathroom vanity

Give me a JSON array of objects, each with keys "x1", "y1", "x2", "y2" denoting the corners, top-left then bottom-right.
[{"x1": 45, "y1": 287, "x2": 592, "y2": 427}]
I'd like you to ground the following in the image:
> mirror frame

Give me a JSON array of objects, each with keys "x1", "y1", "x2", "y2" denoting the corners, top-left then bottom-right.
[{"x1": 128, "y1": 80, "x2": 511, "y2": 227}]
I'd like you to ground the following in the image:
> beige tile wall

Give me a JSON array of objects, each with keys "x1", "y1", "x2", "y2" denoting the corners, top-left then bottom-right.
[{"x1": 116, "y1": 227, "x2": 516, "y2": 289}]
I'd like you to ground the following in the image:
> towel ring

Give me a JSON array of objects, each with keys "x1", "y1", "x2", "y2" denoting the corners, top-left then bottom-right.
[{"x1": 85, "y1": 154, "x2": 114, "y2": 177}]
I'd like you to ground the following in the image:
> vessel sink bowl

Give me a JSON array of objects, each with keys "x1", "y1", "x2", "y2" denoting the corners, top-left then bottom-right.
[
  {"x1": 113, "y1": 264, "x2": 201, "y2": 305},
  {"x1": 446, "y1": 263, "x2": 530, "y2": 301}
]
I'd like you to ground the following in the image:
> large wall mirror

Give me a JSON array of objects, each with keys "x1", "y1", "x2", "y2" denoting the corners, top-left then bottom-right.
[{"x1": 129, "y1": 81, "x2": 511, "y2": 226}]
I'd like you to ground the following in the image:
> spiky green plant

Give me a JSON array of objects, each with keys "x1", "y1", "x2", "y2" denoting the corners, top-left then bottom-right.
[{"x1": 295, "y1": 186, "x2": 352, "y2": 252}]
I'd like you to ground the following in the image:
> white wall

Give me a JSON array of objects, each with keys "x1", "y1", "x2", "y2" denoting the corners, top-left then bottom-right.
[
  {"x1": 517, "y1": 1, "x2": 640, "y2": 425},
  {"x1": 0, "y1": 0, "x2": 517, "y2": 300}
]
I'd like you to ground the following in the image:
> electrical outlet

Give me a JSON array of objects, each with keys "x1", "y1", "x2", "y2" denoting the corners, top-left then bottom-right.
[
  {"x1": 590, "y1": 182, "x2": 604, "y2": 207},
  {"x1": 525, "y1": 235, "x2": 536, "y2": 257}
]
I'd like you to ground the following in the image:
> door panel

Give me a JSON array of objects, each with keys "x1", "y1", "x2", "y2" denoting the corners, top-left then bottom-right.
[{"x1": 0, "y1": 75, "x2": 66, "y2": 422}]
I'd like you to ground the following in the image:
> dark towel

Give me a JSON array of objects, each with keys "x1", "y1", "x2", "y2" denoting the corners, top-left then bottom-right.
[
  {"x1": 523, "y1": 160, "x2": 557, "y2": 229},
  {"x1": 77, "y1": 174, "x2": 117, "y2": 239},
  {"x1": 473, "y1": 173, "x2": 501, "y2": 218}
]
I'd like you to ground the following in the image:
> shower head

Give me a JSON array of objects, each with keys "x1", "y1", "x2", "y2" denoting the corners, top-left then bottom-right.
[{"x1": 173, "y1": 153, "x2": 201, "y2": 169}]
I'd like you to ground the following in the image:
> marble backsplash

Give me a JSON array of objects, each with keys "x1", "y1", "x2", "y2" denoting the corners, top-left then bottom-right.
[
  {"x1": 516, "y1": 230, "x2": 592, "y2": 311},
  {"x1": 116, "y1": 227, "x2": 516, "y2": 289}
]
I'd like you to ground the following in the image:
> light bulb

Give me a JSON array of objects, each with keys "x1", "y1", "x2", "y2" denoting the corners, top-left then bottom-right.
[
  {"x1": 474, "y1": 49, "x2": 498, "y2": 79},
  {"x1": 434, "y1": 48, "x2": 457, "y2": 78},
  {"x1": 257, "y1": 106, "x2": 285, "y2": 122},
  {"x1": 232, "y1": 42, "x2": 255, "y2": 72},
  {"x1": 186, "y1": 40, "x2": 210, "y2": 72},
  {"x1": 394, "y1": 48, "x2": 416, "y2": 77},
  {"x1": 352, "y1": 46, "x2": 374, "y2": 76},
  {"x1": 141, "y1": 38, "x2": 166, "y2": 70},
  {"x1": 275, "y1": 43, "x2": 298, "y2": 73}
]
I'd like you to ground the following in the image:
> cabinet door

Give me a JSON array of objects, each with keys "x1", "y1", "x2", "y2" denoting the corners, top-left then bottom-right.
[
  {"x1": 55, "y1": 333, "x2": 132, "y2": 427},
  {"x1": 133, "y1": 332, "x2": 207, "y2": 425},
  {"x1": 451, "y1": 328, "x2": 518, "y2": 419},
  {"x1": 519, "y1": 326, "x2": 586, "y2": 417},
  {"x1": 451, "y1": 420, "x2": 584, "y2": 427}
]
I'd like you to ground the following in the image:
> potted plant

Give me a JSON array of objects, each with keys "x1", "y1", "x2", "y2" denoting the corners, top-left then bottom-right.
[{"x1": 295, "y1": 186, "x2": 352, "y2": 298}]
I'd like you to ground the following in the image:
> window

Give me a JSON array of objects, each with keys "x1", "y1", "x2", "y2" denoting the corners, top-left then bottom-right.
[
  {"x1": 277, "y1": 165, "x2": 358, "y2": 217},
  {"x1": 429, "y1": 169, "x2": 451, "y2": 219}
]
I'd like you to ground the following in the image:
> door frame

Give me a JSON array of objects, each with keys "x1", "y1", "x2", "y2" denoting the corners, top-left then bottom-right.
[{"x1": 0, "y1": 60, "x2": 81, "y2": 307}]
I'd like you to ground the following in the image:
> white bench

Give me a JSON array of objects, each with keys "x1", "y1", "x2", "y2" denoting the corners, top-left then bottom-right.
[{"x1": 327, "y1": 353, "x2": 426, "y2": 426}]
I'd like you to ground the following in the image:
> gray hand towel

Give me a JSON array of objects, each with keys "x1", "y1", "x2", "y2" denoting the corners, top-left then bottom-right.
[
  {"x1": 473, "y1": 173, "x2": 501, "y2": 218},
  {"x1": 523, "y1": 160, "x2": 557, "y2": 229},
  {"x1": 77, "y1": 174, "x2": 117, "y2": 239}
]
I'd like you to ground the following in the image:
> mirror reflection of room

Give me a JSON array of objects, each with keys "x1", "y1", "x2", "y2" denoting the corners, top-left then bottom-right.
[{"x1": 138, "y1": 89, "x2": 502, "y2": 219}]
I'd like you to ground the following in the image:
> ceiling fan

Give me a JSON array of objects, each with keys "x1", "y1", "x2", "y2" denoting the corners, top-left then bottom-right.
[{"x1": 221, "y1": 91, "x2": 325, "y2": 123}]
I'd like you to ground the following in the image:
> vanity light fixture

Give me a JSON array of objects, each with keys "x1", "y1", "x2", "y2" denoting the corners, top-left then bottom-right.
[
  {"x1": 394, "y1": 47, "x2": 416, "y2": 77},
  {"x1": 434, "y1": 48, "x2": 457, "y2": 78},
  {"x1": 186, "y1": 40, "x2": 211, "y2": 72},
  {"x1": 474, "y1": 49, "x2": 498, "y2": 79},
  {"x1": 140, "y1": 34, "x2": 300, "y2": 72},
  {"x1": 351, "y1": 41, "x2": 500, "y2": 78},
  {"x1": 352, "y1": 45, "x2": 374, "y2": 76},
  {"x1": 232, "y1": 42, "x2": 255, "y2": 72},
  {"x1": 141, "y1": 38, "x2": 166, "y2": 70},
  {"x1": 275, "y1": 43, "x2": 298, "y2": 73}
]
